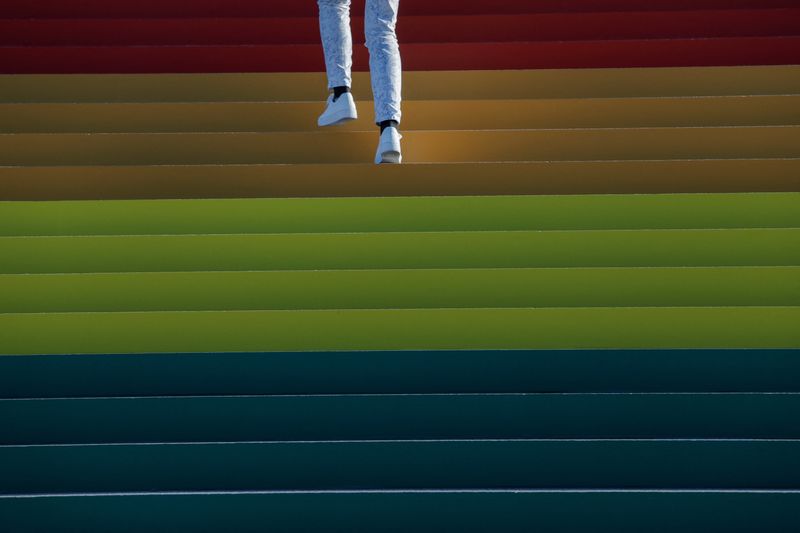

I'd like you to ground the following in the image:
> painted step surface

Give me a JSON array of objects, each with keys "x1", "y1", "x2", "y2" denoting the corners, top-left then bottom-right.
[
  {"x1": 4, "y1": 96, "x2": 800, "y2": 133},
  {"x1": 5, "y1": 0, "x2": 797, "y2": 18},
  {"x1": 4, "y1": 10, "x2": 799, "y2": 46},
  {"x1": 4, "y1": 393, "x2": 799, "y2": 445},
  {"x1": 5, "y1": 193, "x2": 799, "y2": 236},
  {"x1": 6, "y1": 96, "x2": 800, "y2": 133},
  {"x1": 3, "y1": 440, "x2": 800, "y2": 493},
  {"x1": 3, "y1": 267, "x2": 797, "y2": 313},
  {"x1": 2, "y1": 307, "x2": 798, "y2": 355},
  {"x1": 3, "y1": 127, "x2": 799, "y2": 165},
  {"x1": 2, "y1": 491, "x2": 798, "y2": 533},
  {"x1": 4, "y1": 160, "x2": 799, "y2": 200},
  {"x1": 4, "y1": 67, "x2": 797, "y2": 102},
  {"x1": 3, "y1": 350, "x2": 798, "y2": 397},
  {"x1": 3, "y1": 229, "x2": 798, "y2": 273},
  {"x1": 4, "y1": 37, "x2": 800, "y2": 73}
]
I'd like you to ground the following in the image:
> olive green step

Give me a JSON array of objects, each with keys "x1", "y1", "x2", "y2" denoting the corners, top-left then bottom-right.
[
  {"x1": 2, "y1": 229, "x2": 798, "y2": 274},
  {"x1": 1, "y1": 307, "x2": 798, "y2": 355},
  {"x1": 1, "y1": 267, "x2": 797, "y2": 313},
  {"x1": 3, "y1": 193, "x2": 799, "y2": 236}
]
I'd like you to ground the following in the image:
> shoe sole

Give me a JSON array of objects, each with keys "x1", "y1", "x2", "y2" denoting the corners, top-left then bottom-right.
[
  {"x1": 379, "y1": 151, "x2": 402, "y2": 164},
  {"x1": 318, "y1": 116, "x2": 357, "y2": 127},
  {"x1": 318, "y1": 110, "x2": 358, "y2": 128}
]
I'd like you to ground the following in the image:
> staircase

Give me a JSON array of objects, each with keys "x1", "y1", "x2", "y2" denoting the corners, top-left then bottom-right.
[{"x1": 1, "y1": 1, "x2": 799, "y2": 531}]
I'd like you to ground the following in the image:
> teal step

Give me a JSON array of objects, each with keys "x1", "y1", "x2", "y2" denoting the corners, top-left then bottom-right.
[
  {"x1": 3, "y1": 229, "x2": 799, "y2": 273},
  {"x1": 2, "y1": 440, "x2": 798, "y2": 493},
  {"x1": 2, "y1": 490, "x2": 798, "y2": 533},
  {"x1": 2, "y1": 350, "x2": 798, "y2": 397},
  {"x1": 3, "y1": 393, "x2": 798, "y2": 445}
]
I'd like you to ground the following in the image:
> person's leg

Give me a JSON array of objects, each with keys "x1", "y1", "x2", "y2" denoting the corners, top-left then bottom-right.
[
  {"x1": 317, "y1": 0, "x2": 358, "y2": 127},
  {"x1": 317, "y1": 0, "x2": 353, "y2": 93},
  {"x1": 365, "y1": 0, "x2": 402, "y2": 128}
]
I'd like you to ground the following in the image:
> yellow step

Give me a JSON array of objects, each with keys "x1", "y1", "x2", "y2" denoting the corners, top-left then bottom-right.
[
  {"x1": 2, "y1": 127, "x2": 797, "y2": 165},
  {"x1": 2, "y1": 65, "x2": 798, "y2": 103},
  {"x1": 2, "y1": 96, "x2": 797, "y2": 133},
  {"x1": 2, "y1": 159, "x2": 798, "y2": 200}
]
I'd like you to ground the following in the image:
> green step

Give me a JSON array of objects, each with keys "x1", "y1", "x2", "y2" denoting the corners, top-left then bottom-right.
[
  {"x1": 3, "y1": 350, "x2": 796, "y2": 397},
  {"x1": 2, "y1": 193, "x2": 799, "y2": 236},
  {"x1": 1, "y1": 307, "x2": 798, "y2": 355},
  {"x1": 3, "y1": 393, "x2": 797, "y2": 445},
  {"x1": 2, "y1": 490, "x2": 798, "y2": 533},
  {"x1": 2, "y1": 440, "x2": 798, "y2": 493},
  {"x1": 2, "y1": 267, "x2": 798, "y2": 313},
  {"x1": 3, "y1": 229, "x2": 799, "y2": 274}
]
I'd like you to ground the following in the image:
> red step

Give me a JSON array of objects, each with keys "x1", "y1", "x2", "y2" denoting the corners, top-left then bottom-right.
[
  {"x1": 2, "y1": 37, "x2": 798, "y2": 74},
  {"x1": 3, "y1": 0, "x2": 797, "y2": 18},
  {"x1": 2, "y1": 10, "x2": 798, "y2": 46}
]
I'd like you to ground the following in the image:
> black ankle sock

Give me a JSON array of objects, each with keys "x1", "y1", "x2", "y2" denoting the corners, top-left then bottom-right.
[
  {"x1": 332, "y1": 86, "x2": 350, "y2": 101},
  {"x1": 379, "y1": 120, "x2": 399, "y2": 134}
]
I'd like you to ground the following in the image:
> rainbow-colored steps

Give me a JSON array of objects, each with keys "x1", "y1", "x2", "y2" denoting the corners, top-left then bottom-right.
[{"x1": 1, "y1": 0, "x2": 799, "y2": 531}]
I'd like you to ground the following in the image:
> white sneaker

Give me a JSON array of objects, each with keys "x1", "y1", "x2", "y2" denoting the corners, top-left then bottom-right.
[
  {"x1": 375, "y1": 126, "x2": 402, "y2": 164},
  {"x1": 317, "y1": 92, "x2": 357, "y2": 127}
]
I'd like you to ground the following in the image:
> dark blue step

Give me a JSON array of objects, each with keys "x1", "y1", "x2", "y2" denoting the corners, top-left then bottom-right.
[
  {"x1": 3, "y1": 490, "x2": 799, "y2": 533},
  {"x1": 3, "y1": 393, "x2": 798, "y2": 445},
  {"x1": 2, "y1": 490, "x2": 799, "y2": 533},
  {"x1": 2, "y1": 349, "x2": 799, "y2": 398},
  {"x1": 3, "y1": 440, "x2": 798, "y2": 493}
]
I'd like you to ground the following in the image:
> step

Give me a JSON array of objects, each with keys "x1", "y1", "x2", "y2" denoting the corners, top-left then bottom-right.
[
  {"x1": 4, "y1": 0, "x2": 795, "y2": 18},
  {"x1": 2, "y1": 229, "x2": 797, "y2": 274},
  {"x1": 3, "y1": 10, "x2": 799, "y2": 46},
  {"x1": 4, "y1": 96, "x2": 799, "y2": 133},
  {"x1": 3, "y1": 37, "x2": 799, "y2": 73},
  {"x1": 3, "y1": 67, "x2": 796, "y2": 103},
  {"x1": 4, "y1": 393, "x2": 799, "y2": 445},
  {"x1": 2, "y1": 127, "x2": 798, "y2": 165},
  {"x1": 6, "y1": 228, "x2": 800, "y2": 274},
  {"x1": 1, "y1": 307, "x2": 798, "y2": 355},
  {"x1": 2, "y1": 490, "x2": 797, "y2": 533},
  {"x1": 2, "y1": 350, "x2": 797, "y2": 397},
  {"x1": 3, "y1": 440, "x2": 799, "y2": 492},
  {"x1": 3, "y1": 160, "x2": 798, "y2": 200},
  {"x1": 1, "y1": 267, "x2": 798, "y2": 313},
  {"x1": 5, "y1": 194, "x2": 799, "y2": 236}
]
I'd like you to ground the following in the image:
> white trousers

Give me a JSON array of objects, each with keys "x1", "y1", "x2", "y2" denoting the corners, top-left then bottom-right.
[{"x1": 317, "y1": 0, "x2": 402, "y2": 125}]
